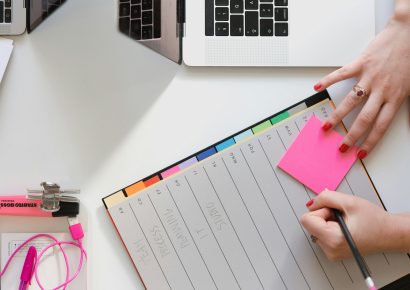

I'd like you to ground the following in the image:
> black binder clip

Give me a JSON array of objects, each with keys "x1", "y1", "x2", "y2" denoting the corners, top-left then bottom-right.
[{"x1": 27, "y1": 182, "x2": 80, "y2": 217}]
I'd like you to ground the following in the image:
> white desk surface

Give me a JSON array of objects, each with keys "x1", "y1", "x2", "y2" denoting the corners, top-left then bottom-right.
[{"x1": 0, "y1": 0, "x2": 408, "y2": 289}]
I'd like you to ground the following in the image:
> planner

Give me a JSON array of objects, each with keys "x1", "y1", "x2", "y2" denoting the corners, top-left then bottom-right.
[{"x1": 103, "y1": 92, "x2": 410, "y2": 290}]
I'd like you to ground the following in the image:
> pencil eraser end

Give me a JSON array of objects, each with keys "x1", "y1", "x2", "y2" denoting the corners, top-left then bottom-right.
[{"x1": 369, "y1": 287, "x2": 377, "y2": 290}]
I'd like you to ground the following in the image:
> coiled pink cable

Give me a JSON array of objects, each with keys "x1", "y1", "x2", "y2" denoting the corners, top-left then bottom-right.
[{"x1": 0, "y1": 233, "x2": 87, "y2": 290}]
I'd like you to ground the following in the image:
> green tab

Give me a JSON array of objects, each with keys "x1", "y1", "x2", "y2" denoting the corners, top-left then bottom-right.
[
  {"x1": 270, "y1": 111, "x2": 290, "y2": 125},
  {"x1": 252, "y1": 120, "x2": 272, "y2": 134}
]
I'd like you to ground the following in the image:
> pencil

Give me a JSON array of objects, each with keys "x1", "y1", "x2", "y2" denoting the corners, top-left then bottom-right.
[{"x1": 332, "y1": 208, "x2": 377, "y2": 290}]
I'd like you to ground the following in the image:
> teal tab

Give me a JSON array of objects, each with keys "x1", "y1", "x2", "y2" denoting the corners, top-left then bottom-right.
[
  {"x1": 270, "y1": 111, "x2": 290, "y2": 125},
  {"x1": 216, "y1": 138, "x2": 236, "y2": 152},
  {"x1": 252, "y1": 120, "x2": 272, "y2": 134},
  {"x1": 234, "y1": 130, "x2": 253, "y2": 143}
]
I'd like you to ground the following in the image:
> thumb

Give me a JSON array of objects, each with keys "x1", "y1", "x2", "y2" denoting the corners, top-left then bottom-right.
[{"x1": 307, "y1": 190, "x2": 354, "y2": 213}]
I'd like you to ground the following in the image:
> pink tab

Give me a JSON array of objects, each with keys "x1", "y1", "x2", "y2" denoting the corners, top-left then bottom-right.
[{"x1": 278, "y1": 116, "x2": 357, "y2": 194}]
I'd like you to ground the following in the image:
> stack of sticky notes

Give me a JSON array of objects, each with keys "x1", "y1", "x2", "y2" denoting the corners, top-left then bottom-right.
[
  {"x1": 278, "y1": 116, "x2": 357, "y2": 194},
  {"x1": 0, "y1": 37, "x2": 13, "y2": 84}
]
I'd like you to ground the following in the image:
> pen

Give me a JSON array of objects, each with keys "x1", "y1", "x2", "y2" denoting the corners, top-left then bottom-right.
[
  {"x1": 332, "y1": 208, "x2": 377, "y2": 290},
  {"x1": 0, "y1": 196, "x2": 79, "y2": 217},
  {"x1": 19, "y1": 246, "x2": 37, "y2": 290}
]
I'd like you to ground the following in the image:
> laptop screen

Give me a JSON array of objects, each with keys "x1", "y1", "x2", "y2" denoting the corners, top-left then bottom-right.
[{"x1": 27, "y1": 0, "x2": 66, "y2": 33}]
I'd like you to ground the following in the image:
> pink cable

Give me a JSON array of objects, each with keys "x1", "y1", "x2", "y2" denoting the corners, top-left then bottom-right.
[{"x1": 0, "y1": 233, "x2": 86, "y2": 290}]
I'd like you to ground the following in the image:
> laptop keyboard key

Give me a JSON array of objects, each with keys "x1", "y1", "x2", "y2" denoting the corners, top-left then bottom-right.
[
  {"x1": 275, "y1": 22, "x2": 288, "y2": 36},
  {"x1": 131, "y1": 0, "x2": 141, "y2": 3},
  {"x1": 5, "y1": 0, "x2": 11, "y2": 8},
  {"x1": 142, "y1": 0, "x2": 152, "y2": 10},
  {"x1": 215, "y1": 0, "x2": 229, "y2": 6},
  {"x1": 205, "y1": 0, "x2": 214, "y2": 35},
  {"x1": 275, "y1": 7, "x2": 288, "y2": 21},
  {"x1": 215, "y1": 22, "x2": 229, "y2": 36},
  {"x1": 142, "y1": 10, "x2": 152, "y2": 25},
  {"x1": 260, "y1": 4, "x2": 273, "y2": 17},
  {"x1": 215, "y1": 7, "x2": 229, "y2": 21},
  {"x1": 119, "y1": 3, "x2": 130, "y2": 16},
  {"x1": 153, "y1": 0, "x2": 161, "y2": 38},
  {"x1": 0, "y1": 2, "x2": 3, "y2": 23},
  {"x1": 130, "y1": 19, "x2": 142, "y2": 40},
  {"x1": 142, "y1": 25, "x2": 153, "y2": 39},
  {"x1": 131, "y1": 5, "x2": 141, "y2": 18},
  {"x1": 119, "y1": 17, "x2": 130, "y2": 35},
  {"x1": 5, "y1": 8, "x2": 11, "y2": 23},
  {"x1": 274, "y1": 0, "x2": 287, "y2": 6},
  {"x1": 230, "y1": 0, "x2": 243, "y2": 14},
  {"x1": 245, "y1": 11, "x2": 258, "y2": 36},
  {"x1": 230, "y1": 15, "x2": 244, "y2": 36},
  {"x1": 260, "y1": 19, "x2": 273, "y2": 36},
  {"x1": 245, "y1": 0, "x2": 258, "y2": 10}
]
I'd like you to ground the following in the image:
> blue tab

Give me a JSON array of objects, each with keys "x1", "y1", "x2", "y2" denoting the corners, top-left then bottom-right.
[
  {"x1": 196, "y1": 147, "x2": 217, "y2": 161},
  {"x1": 215, "y1": 138, "x2": 236, "y2": 152}
]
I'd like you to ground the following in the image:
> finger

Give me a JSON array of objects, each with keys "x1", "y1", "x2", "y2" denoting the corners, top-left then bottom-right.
[
  {"x1": 314, "y1": 61, "x2": 361, "y2": 91},
  {"x1": 341, "y1": 94, "x2": 384, "y2": 148},
  {"x1": 323, "y1": 80, "x2": 371, "y2": 133},
  {"x1": 300, "y1": 212, "x2": 330, "y2": 239},
  {"x1": 307, "y1": 208, "x2": 334, "y2": 221},
  {"x1": 306, "y1": 190, "x2": 354, "y2": 213},
  {"x1": 358, "y1": 102, "x2": 397, "y2": 158}
]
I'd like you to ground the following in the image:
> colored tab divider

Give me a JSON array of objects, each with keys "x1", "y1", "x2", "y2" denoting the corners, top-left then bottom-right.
[
  {"x1": 178, "y1": 157, "x2": 198, "y2": 169},
  {"x1": 215, "y1": 138, "x2": 235, "y2": 152},
  {"x1": 271, "y1": 111, "x2": 290, "y2": 125},
  {"x1": 252, "y1": 120, "x2": 272, "y2": 134},
  {"x1": 161, "y1": 165, "x2": 180, "y2": 179},
  {"x1": 196, "y1": 147, "x2": 217, "y2": 161},
  {"x1": 234, "y1": 129, "x2": 253, "y2": 143},
  {"x1": 125, "y1": 181, "x2": 145, "y2": 196},
  {"x1": 144, "y1": 175, "x2": 161, "y2": 187}
]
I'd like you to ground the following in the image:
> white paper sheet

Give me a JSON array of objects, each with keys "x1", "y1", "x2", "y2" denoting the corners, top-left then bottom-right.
[{"x1": 1, "y1": 232, "x2": 87, "y2": 290}]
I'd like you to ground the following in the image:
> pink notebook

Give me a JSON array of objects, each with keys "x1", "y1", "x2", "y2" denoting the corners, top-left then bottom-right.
[{"x1": 278, "y1": 116, "x2": 357, "y2": 194}]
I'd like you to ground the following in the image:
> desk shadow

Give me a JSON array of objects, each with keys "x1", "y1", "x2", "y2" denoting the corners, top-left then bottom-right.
[{"x1": 18, "y1": 0, "x2": 180, "y2": 184}]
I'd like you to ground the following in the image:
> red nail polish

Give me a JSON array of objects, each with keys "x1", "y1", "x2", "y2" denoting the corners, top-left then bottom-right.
[
  {"x1": 314, "y1": 83, "x2": 322, "y2": 91},
  {"x1": 357, "y1": 150, "x2": 368, "y2": 159},
  {"x1": 322, "y1": 122, "x2": 332, "y2": 131},
  {"x1": 306, "y1": 199, "x2": 314, "y2": 207},
  {"x1": 339, "y1": 144, "x2": 349, "y2": 153}
]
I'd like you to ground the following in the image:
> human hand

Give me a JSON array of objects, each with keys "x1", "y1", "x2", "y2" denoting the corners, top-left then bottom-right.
[
  {"x1": 313, "y1": 12, "x2": 410, "y2": 159},
  {"x1": 300, "y1": 190, "x2": 393, "y2": 261}
]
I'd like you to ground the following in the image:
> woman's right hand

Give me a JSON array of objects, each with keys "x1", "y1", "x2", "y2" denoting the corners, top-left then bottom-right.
[{"x1": 300, "y1": 190, "x2": 410, "y2": 261}]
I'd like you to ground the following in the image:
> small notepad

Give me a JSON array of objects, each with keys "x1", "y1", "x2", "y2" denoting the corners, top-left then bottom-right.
[{"x1": 278, "y1": 116, "x2": 357, "y2": 194}]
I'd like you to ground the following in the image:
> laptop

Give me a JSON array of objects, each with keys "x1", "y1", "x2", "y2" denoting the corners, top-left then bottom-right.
[
  {"x1": 0, "y1": 0, "x2": 66, "y2": 35},
  {"x1": 118, "y1": 0, "x2": 375, "y2": 66}
]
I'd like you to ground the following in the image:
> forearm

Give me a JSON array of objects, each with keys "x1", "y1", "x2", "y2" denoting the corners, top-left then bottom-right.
[
  {"x1": 394, "y1": 0, "x2": 410, "y2": 24},
  {"x1": 385, "y1": 213, "x2": 410, "y2": 252}
]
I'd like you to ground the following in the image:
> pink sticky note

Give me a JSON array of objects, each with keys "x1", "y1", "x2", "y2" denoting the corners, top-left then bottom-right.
[{"x1": 278, "y1": 116, "x2": 357, "y2": 194}]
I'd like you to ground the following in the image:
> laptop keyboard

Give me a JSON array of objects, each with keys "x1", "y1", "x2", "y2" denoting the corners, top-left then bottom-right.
[
  {"x1": 118, "y1": 0, "x2": 161, "y2": 40},
  {"x1": 205, "y1": 0, "x2": 288, "y2": 37},
  {"x1": 0, "y1": 0, "x2": 12, "y2": 23}
]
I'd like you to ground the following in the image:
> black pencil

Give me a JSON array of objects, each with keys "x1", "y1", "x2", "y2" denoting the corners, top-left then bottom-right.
[{"x1": 332, "y1": 208, "x2": 377, "y2": 290}]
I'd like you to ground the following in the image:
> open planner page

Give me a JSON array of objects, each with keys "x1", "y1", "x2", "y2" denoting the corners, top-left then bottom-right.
[{"x1": 104, "y1": 96, "x2": 410, "y2": 290}]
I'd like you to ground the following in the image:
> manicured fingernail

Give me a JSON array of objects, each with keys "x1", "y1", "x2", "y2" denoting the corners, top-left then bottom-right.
[
  {"x1": 306, "y1": 199, "x2": 314, "y2": 207},
  {"x1": 322, "y1": 122, "x2": 332, "y2": 131},
  {"x1": 357, "y1": 149, "x2": 368, "y2": 159},
  {"x1": 339, "y1": 143, "x2": 349, "y2": 153},
  {"x1": 314, "y1": 83, "x2": 322, "y2": 91}
]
